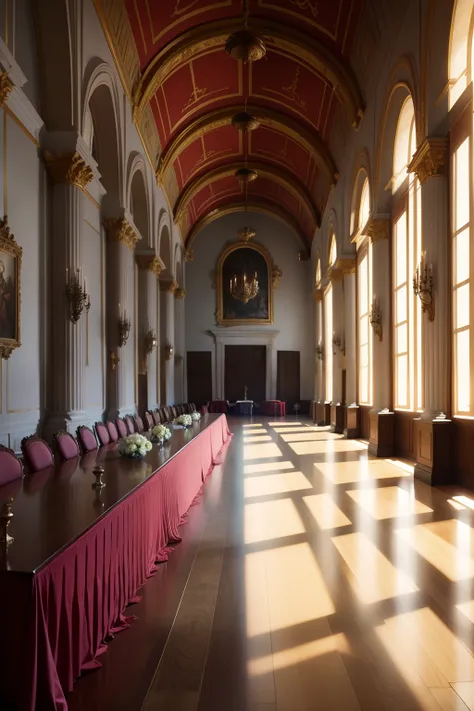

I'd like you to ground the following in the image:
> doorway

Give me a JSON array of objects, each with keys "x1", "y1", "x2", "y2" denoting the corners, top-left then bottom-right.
[{"x1": 224, "y1": 345, "x2": 266, "y2": 402}]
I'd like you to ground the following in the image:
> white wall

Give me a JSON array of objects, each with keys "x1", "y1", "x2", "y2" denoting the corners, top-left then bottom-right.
[{"x1": 185, "y1": 213, "x2": 314, "y2": 400}]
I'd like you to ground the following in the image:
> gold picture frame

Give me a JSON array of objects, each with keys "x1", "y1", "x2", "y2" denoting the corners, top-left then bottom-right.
[
  {"x1": 0, "y1": 216, "x2": 22, "y2": 359},
  {"x1": 216, "y1": 241, "x2": 274, "y2": 326}
]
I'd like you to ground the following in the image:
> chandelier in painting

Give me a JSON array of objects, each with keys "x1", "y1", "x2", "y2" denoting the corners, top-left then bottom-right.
[{"x1": 229, "y1": 269, "x2": 259, "y2": 305}]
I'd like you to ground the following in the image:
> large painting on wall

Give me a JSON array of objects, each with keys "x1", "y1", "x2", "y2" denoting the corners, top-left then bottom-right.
[
  {"x1": 0, "y1": 217, "x2": 22, "y2": 359},
  {"x1": 216, "y1": 242, "x2": 274, "y2": 326}
]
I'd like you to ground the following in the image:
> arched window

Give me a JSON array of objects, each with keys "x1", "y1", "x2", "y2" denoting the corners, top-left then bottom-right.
[
  {"x1": 325, "y1": 282, "x2": 333, "y2": 403},
  {"x1": 448, "y1": 0, "x2": 474, "y2": 108},
  {"x1": 315, "y1": 258, "x2": 321, "y2": 288},
  {"x1": 359, "y1": 179, "x2": 370, "y2": 232},
  {"x1": 328, "y1": 232, "x2": 337, "y2": 267},
  {"x1": 355, "y1": 176, "x2": 372, "y2": 405},
  {"x1": 392, "y1": 97, "x2": 423, "y2": 411}
]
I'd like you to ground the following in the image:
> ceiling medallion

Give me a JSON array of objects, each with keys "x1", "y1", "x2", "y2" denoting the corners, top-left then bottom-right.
[
  {"x1": 237, "y1": 226, "x2": 256, "y2": 243},
  {"x1": 231, "y1": 110, "x2": 260, "y2": 132},
  {"x1": 235, "y1": 167, "x2": 258, "y2": 184},
  {"x1": 225, "y1": 29, "x2": 266, "y2": 63}
]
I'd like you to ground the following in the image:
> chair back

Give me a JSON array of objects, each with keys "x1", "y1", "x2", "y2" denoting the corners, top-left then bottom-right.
[
  {"x1": 21, "y1": 436, "x2": 54, "y2": 473},
  {"x1": 116, "y1": 418, "x2": 128, "y2": 438},
  {"x1": 170, "y1": 406, "x2": 178, "y2": 419},
  {"x1": 152, "y1": 410, "x2": 161, "y2": 425},
  {"x1": 0, "y1": 444, "x2": 22, "y2": 486},
  {"x1": 76, "y1": 426, "x2": 98, "y2": 453},
  {"x1": 95, "y1": 422, "x2": 110, "y2": 447},
  {"x1": 135, "y1": 415, "x2": 145, "y2": 433},
  {"x1": 189, "y1": 403, "x2": 197, "y2": 413},
  {"x1": 106, "y1": 420, "x2": 119, "y2": 442},
  {"x1": 125, "y1": 415, "x2": 136, "y2": 433},
  {"x1": 53, "y1": 431, "x2": 80, "y2": 461},
  {"x1": 144, "y1": 411, "x2": 154, "y2": 430}
]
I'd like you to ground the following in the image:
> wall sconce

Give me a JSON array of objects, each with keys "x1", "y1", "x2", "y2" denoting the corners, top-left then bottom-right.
[
  {"x1": 413, "y1": 254, "x2": 434, "y2": 321},
  {"x1": 118, "y1": 311, "x2": 131, "y2": 348},
  {"x1": 164, "y1": 343, "x2": 174, "y2": 361},
  {"x1": 315, "y1": 343, "x2": 324, "y2": 361},
  {"x1": 369, "y1": 299, "x2": 383, "y2": 341},
  {"x1": 332, "y1": 333, "x2": 345, "y2": 356},
  {"x1": 65, "y1": 267, "x2": 90, "y2": 324},
  {"x1": 175, "y1": 353, "x2": 183, "y2": 365},
  {"x1": 109, "y1": 350, "x2": 120, "y2": 372},
  {"x1": 145, "y1": 329, "x2": 157, "y2": 354}
]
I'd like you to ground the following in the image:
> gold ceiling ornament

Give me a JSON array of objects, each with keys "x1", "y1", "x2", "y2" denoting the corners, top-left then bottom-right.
[
  {"x1": 225, "y1": 29, "x2": 266, "y2": 62},
  {"x1": 237, "y1": 226, "x2": 256, "y2": 243},
  {"x1": 235, "y1": 167, "x2": 258, "y2": 184},
  {"x1": 175, "y1": 287, "x2": 186, "y2": 299},
  {"x1": 272, "y1": 264, "x2": 283, "y2": 288},
  {"x1": 104, "y1": 217, "x2": 140, "y2": 252},
  {"x1": 0, "y1": 71, "x2": 13, "y2": 107},
  {"x1": 44, "y1": 152, "x2": 94, "y2": 190},
  {"x1": 135, "y1": 253, "x2": 166, "y2": 277},
  {"x1": 363, "y1": 217, "x2": 390, "y2": 244},
  {"x1": 408, "y1": 137, "x2": 448, "y2": 184},
  {"x1": 231, "y1": 110, "x2": 260, "y2": 132}
]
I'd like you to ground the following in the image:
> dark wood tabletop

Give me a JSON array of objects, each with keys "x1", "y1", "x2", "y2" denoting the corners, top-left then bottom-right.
[{"x1": 0, "y1": 415, "x2": 220, "y2": 575}]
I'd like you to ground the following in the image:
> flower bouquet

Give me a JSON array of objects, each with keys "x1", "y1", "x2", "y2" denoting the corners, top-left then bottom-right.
[
  {"x1": 118, "y1": 433, "x2": 152, "y2": 460},
  {"x1": 174, "y1": 414, "x2": 192, "y2": 428},
  {"x1": 151, "y1": 423, "x2": 172, "y2": 446},
  {"x1": 191, "y1": 411, "x2": 201, "y2": 422}
]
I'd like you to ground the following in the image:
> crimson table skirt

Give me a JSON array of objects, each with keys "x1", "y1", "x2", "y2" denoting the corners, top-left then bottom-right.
[{"x1": 0, "y1": 415, "x2": 232, "y2": 711}]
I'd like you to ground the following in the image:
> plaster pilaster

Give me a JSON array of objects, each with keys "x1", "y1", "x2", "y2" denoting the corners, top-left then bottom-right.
[{"x1": 160, "y1": 278, "x2": 177, "y2": 404}]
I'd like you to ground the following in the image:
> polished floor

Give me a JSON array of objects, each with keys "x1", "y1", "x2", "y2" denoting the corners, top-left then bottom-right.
[{"x1": 69, "y1": 417, "x2": 474, "y2": 711}]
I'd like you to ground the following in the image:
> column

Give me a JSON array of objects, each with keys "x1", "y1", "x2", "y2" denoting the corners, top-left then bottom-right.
[
  {"x1": 409, "y1": 138, "x2": 452, "y2": 484},
  {"x1": 365, "y1": 217, "x2": 395, "y2": 456},
  {"x1": 159, "y1": 278, "x2": 177, "y2": 405},
  {"x1": 43, "y1": 151, "x2": 93, "y2": 438},
  {"x1": 136, "y1": 253, "x2": 164, "y2": 411},
  {"x1": 340, "y1": 260, "x2": 358, "y2": 438},
  {"x1": 174, "y1": 286, "x2": 186, "y2": 403},
  {"x1": 104, "y1": 216, "x2": 140, "y2": 418},
  {"x1": 329, "y1": 268, "x2": 345, "y2": 433}
]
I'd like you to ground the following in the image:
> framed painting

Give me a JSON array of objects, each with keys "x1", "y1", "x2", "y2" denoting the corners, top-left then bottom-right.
[
  {"x1": 216, "y1": 242, "x2": 274, "y2": 325},
  {"x1": 0, "y1": 216, "x2": 22, "y2": 359}
]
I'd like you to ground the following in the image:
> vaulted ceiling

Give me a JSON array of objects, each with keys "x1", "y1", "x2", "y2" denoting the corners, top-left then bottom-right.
[{"x1": 97, "y1": 0, "x2": 364, "y2": 251}]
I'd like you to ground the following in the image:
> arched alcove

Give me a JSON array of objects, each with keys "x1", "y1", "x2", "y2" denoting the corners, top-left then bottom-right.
[{"x1": 127, "y1": 154, "x2": 150, "y2": 246}]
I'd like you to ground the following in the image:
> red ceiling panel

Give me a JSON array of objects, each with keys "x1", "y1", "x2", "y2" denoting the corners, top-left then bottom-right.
[{"x1": 248, "y1": 127, "x2": 314, "y2": 186}]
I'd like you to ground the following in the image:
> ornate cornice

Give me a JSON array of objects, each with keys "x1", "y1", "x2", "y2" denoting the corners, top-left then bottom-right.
[
  {"x1": 327, "y1": 267, "x2": 343, "y2": 283},
  {"x1": 135, "y1": 253, "x2": 165, "y2": 276},
  {"x1": 175, "y1": 287, "x2": 186, "y2": 299},
  {"x1": 0, "y1": 71, "x2": 13, "y2": 107},
  {"x1": 157, "y1": 105, "x2": 338, "y2": 188},
  {"x1": 335, "y1": 256, "x2": 356, "y2": 275},
  {"x1": 104, "y1": 217, "x2": 140, "y2": 252},
  {"x1": 408, "y1": 137, "x2": 448, "y2": 183},
  {"x1": 160, "y1": 278, "x2": 179, "y2": 294},
  {"x1": 174, "y1": 160, "x2": 320, "y2": 226},
  {"x1": 133, "y1": 18, "x2": 363, "y2": 130},
  {"x1": 44, "y1": 151, "x2": 94, "y2": 190},
  {"x1": 364, "y1": 217, "x2": 390, "y2": 244}
]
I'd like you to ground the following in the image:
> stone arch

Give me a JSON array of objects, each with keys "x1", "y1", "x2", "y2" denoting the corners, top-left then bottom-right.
[
  {"x1": 127, "y1": 153, "x2": 151, "y2": 246},
  {"x1": 159, "y1": 223, "x2": 172, "y2": 278},
  {"x1": 349, "y1": 160, "x2": 371, "y2": 240}
]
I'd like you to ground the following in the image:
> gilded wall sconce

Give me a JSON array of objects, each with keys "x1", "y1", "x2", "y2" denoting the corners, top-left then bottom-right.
[
  {"x1": 413, "y1": 255, "x2": 434, "y2": 321},
  {"x1": 164, "y1": 343, "x2": 174, "y2": 361},
  {"x1": 118, "y1": 313, "x2": 131, "y2": 348},
  {"x1": 369, "y1": 299, "x2": 383, "y2": 341},
  {"x1": 65, "y1": 267, "x2": 90, "y2": 324},
  {"x1": 315, "y1": 343, "x2": 324, "y2": 361},
  {"x1": 145, "y1": 329, "x2": 157, "y2": 354},
  {"x1": 332, "y1": 334, "x2": 345, "y2": 356},
  {"x1": 110, "y1": 350, "x2": 120, "y2": 371}
]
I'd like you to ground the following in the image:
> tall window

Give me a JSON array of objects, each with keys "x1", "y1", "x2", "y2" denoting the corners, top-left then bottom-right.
[
  {"x1": 392, "y1": 97, "x2": 423, "y2": 411},
  {"x1": 358, "y1": 246, "x2": 371, "y2": 404},
  {"x1": 328, "y1": 232, "x2": 337, "y2": 267},
  {"x1": 325, "y1": 284, "x2": 333, "y2": 402},
  {"x1": 315, "y1": 258, "x2": 321, "y2": 288}
]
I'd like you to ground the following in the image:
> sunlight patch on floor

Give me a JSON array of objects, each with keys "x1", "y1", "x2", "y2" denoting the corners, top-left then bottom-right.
[
  {"x1": 347, "y1": 486, "x2": 433, "y2": 520},
  {"x1": 244, "y1": 471, "x2": 313, "y2": 499},
  {"x1": 244, "y1": 460, "x2": 295, "y2": 475},
  {"x1": 243, "y1": 423, "x2": 264, "y2": 428},
  {"x1": 243, "y1": 434, "x2": 273, "y2": 443},
  {"x1": 271, "y1": 426, "x2": 322, "y2": 434},
  {"x1": 303, "y1": 493, "x2": 351, "y2": 530},
  {"x1": 280, "y1": 432, "x2": 343, "y2": 443},
  {"x1": 315, "y1": 458, "x2": 412, "y2": 485},
  {"x1": 244, "y1": 498, "x2": 305, "y2": 544},
  {"x1": 248, "y1": 633, "x2": 350, "y2": 675},
  {"x1": 290, "y1": 439, "x2": 367, "y2": 456},
  {"x1": 244, "y1": 442, "x2": 283, "y2": 461},
  {"x1": 453, "y1": 495, "x2": 474, "y2": 512},
  {"x1": 384, "y1": 459, "x2": 416, "y2": 475},
  {"x1": 268, "y1": 421, "x2": 303, "y2": 427}
]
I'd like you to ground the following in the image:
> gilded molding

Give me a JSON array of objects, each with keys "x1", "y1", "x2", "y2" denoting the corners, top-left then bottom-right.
[
  {"x1": 185, "y1": 249, "x2": 195, "y2": 262},
  {"x1": 313, "y1": 288, "x2": 324, "y2": 302},
  {"x1": 135, "y1": 254, "x2": 166, "y2": 276},
  {"x1": 157, "y1": 104, "x2": 338, "y2": 187},
  {"x1": 160, "y1": 279, "x2": 179, "y2": 294},
  {"x1": 364, "y1": 217, "x2": 390, "y2": 244},
  {"x1": 272, "y1": 265, "x2": 283, "y2": 288},
  {"x1": 175, "y1": 287, "x2": 186, "y2": 299},
  {"x1": 408, "y1": 137, "x2": 448, "y2": 184},
  {"x1": 335, "y1": 257, "x2": 356, "y2": 275},
  {"x1": 104, "y1": 217, "x2": 140, "y2": 252},
  {"x1": 327, "y1": 267, "x2": 343, "y2": 283},
  {"x1": 44, "y1": 152, "x2": 94, "y2": 190},
  {"x1": 174, "y1": 160, "x2": 319, "y2": 226},
  {"x1": 0, "y1": 71, "x2": 13, "y2": 107}
]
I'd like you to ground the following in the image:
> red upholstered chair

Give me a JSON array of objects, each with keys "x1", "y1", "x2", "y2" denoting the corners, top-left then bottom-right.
[
  {"x1": 161, "y1": 407, "x2": 170, "y2": 422},
  {"x1": 125, "y1": 415, "x2": 136, "y2": 433},
  {"x1": 152, "y1": 410, "x2": 161, "y2": 425},
  {"x1": 76, "y1": 426, "x2": 98, "y2": 453},
  {"x1": 262, "y1": 400, "x2": 286, "y2": 417},
  {"x1": 200, "y1": 404, "x2": 209, "y2": 416},
  {"x1": 209, "y1": 400, "x2": 227, "y2": 414},
  {"x1": 21, "y1": 436, "x2": 54, "y2": 473},
  {"x1": 170, "y1": 406, "x2": 178, "y2": 419},
  {"x1": 144, "y1": 411, "x2": 154, "y2": 431},
  {"x1": 106, "y1": 420, "x2": 119, "y2": 442},
  {"x1": 53, "y1": 431, "x2": 80, "y2": 461},
  {"x1": 134, "y1": 415, "x2": 145, "y2": 433},
  {"x1": 0, "y1": 444, "x2": 22, "y2": 486},
  {"x1": 95, "y1": 422, "x2": 110, "y2": 447},
  {"x1": 189, "y1": 403, "x2": 197, "y2": 413},
  {"x1": 116, "y1": 418, "x2": 128, "y2": 439}
]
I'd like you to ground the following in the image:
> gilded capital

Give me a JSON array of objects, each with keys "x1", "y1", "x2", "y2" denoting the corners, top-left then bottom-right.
[
  {"x1": 175, "y1": 287, "x2": 186, "y2": 299},
  {"x1": 160, "y1": 278, "x2": 179, "y2": 294},
  {"x1": 313, "y1": 288, "x2": 324, "y2": 302},
  {"x1": 105, "y1": 217, "x2": 140, "y2": 252},
  {"x1": 44, "y1": 151, "x2": 94, "y2": 190},
  {"x1": 327, "y1": 266, "x2": 343, "y2": 283},
  {"x1": 136, "y1": 253, "x2": 165, "y2": 276},
  {"x1": 0, "y1": 71, "x2": 13, "y2": 107},
  {"x1": 364, "y1": 217, "x2": 390, "y2": 244},
  {"x1": 335, "y1": 257, "x2": 356, "y2": 275},
  {"x1": 408, "y1": 137, "x2": 448, "y2": 183}
]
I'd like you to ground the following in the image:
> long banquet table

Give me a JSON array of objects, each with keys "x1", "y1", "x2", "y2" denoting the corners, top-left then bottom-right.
[{"x1": 0, "y1": 414, "x2": 232, "y2": 711}]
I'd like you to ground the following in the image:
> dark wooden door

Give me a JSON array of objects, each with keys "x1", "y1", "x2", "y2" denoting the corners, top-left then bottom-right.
[
  {"x1": 225, "y1": 345, "x2": 266, "y2": 403},
  {"x1": 187, "y1": 351, "x2": 212, "y2": 406},
  {"x1": 138, "y1": 373, "x2": 148, "y2": 414},
  {"x1": 277, "y1": 351, "x2": 300, "y2": 411}
]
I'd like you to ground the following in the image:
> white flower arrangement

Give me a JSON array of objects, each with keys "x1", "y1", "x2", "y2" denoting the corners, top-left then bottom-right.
[
  {"x1": 151, "y1": 424, "x2": 172, "y2": 443},
  {"x1": 118, "y1": 433, "x2": 152, "y2": 459},
  {"x1": 175, "y1": 414, "x2": 193, "y2": 427},
  {"x1": 191, "y1": 411, "x2": 201, "y2": 422}
]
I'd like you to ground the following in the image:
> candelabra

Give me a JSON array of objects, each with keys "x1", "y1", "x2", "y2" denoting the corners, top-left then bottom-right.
[
  {"x1": 0, "y1": 498, "x2": 14, "y2": 546},
  {"x1": 118, "y1": 311, "x2": 131, "y2": 347},
  {"x1": 413, "y1": 257, "x2": 434, "y2": 321},
  {"x1": 65, "y1": 267, "x2": 90, "y2": 324},
  {"x1": 332, "y1": 334, "x2": 345, "y2": 356},
  {"x1": 145, "y1": 329, "x2": 157, "y2": 354},
  {"x1": 369, "y1": 299, "x2": 383, "y2": 341},
  {"x1": 315, "y1": 343, "x2": 324, "y2": 361}
]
